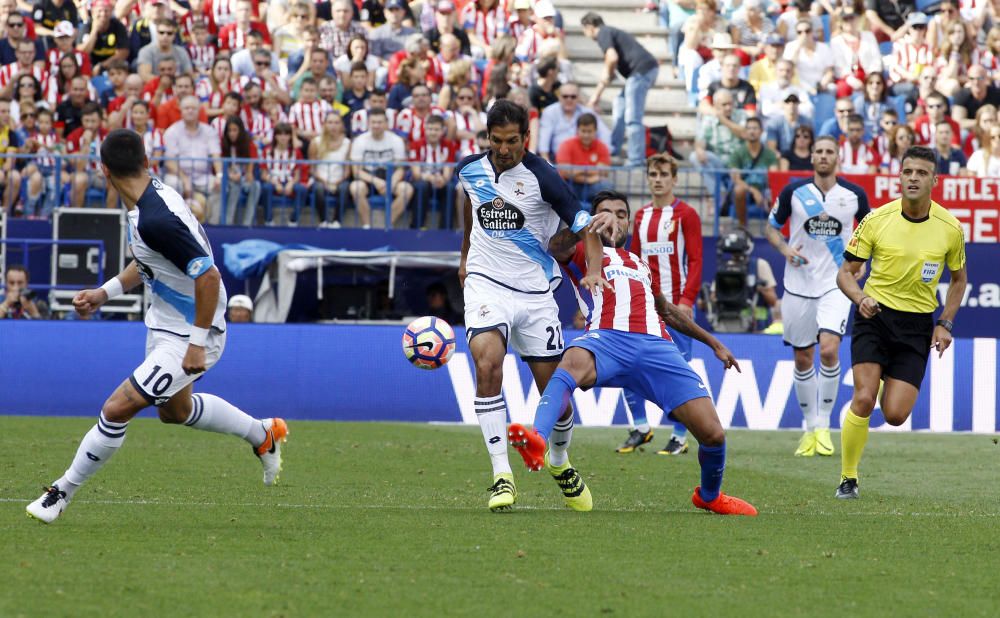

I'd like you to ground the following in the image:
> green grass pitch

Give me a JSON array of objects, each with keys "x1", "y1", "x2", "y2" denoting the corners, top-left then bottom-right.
[{"x1": 3, "y1": 417, "x2": 999, "y2": 617}]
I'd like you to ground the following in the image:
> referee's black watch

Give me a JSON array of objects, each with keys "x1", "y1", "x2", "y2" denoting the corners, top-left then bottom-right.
[{"x1": 936, "y1": 319, "x2": 954, "y2": 333}]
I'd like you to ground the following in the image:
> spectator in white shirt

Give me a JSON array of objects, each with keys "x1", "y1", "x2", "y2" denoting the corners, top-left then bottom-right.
[{"x1": 348, "y1": 108, "x2": 413, "y2": 228}]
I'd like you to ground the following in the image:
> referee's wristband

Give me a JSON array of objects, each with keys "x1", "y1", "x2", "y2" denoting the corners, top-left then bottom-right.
[
  {"x1": 189, "y1": 326, "x2": 210, "y2": 347},
  {"x1": 99, "y1": 277, "x2": 124, "y2": 300},
  {"x1": 936, "y1": 319, "x2": 953, "y2": 333}
]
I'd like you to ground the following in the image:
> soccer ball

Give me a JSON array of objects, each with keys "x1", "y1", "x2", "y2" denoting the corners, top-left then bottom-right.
[{"x1": 402, "y1": 316, "x2": 456, "y2": 370}]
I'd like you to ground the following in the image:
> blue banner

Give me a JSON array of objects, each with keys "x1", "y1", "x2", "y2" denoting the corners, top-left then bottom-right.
[{"x1": 1, "y1": 322, "x2": 996, "y2": 433}]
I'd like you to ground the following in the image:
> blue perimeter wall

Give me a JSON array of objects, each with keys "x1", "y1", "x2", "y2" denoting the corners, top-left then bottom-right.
[
  {"x1": 9, "y1": 218, "x2": 1000, "y2": 337},
  {"x1": 2, "y1": 322, "x2": 997, "y2": 433}
]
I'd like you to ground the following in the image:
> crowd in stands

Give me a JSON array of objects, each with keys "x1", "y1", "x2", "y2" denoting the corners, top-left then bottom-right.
[
  {"x1": 673, "y1": 0, "x2": 1000, "y2": 225},
  {"x1": 0, "y1": 0, "x2": 640, "y2": 228},
  {"x1": 0, "y1": 1, "x2": 999, "y2": 229}
]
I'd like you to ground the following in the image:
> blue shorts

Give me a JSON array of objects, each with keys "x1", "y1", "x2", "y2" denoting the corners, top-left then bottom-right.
[
  {"x1": 569, "y1": 329, "x2": 709, "y2": 419},
  {"x1": 666, "y1": 327, "x2": 692, "y2": 362}
]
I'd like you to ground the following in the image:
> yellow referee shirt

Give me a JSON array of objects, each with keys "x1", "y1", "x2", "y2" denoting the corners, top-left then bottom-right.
[{"x1": 845, "y1": 199, "x2": 966, "y2": 314}]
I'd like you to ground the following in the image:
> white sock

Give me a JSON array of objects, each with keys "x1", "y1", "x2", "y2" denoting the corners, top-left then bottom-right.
[
  {"x1": 635, "y1": 422, "x2": 650, "y2": 433},
  {"x1": 475, "y1": 396, "x2": 511, "y2": 476},
  {"x1": 548, "y1": 415, "x2": 574, "y2": 467},
  {"x1": 185, "y1": 393, "x2": 266, "y2": 446},
  {"x1": 793, "y1": 366, "x2": 819, "y2": 431},
  {"x1": 56, "y1": 412, "x2": 129, "y2": 500},
  {"x1": 817, "y1": 363, "x2": 841, "y2": 430}
]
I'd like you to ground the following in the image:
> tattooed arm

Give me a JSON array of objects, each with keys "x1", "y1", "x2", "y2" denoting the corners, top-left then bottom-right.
[{"x1": 655, "y1": 294, "x2": 741, "y2": 371}]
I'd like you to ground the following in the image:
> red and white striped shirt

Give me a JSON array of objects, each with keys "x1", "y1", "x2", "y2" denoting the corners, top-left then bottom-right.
[
  {"x1": 288, "y1": 99, "x2": 333, "y2": 136},
  {"x1": 0, "y1": 63, "x2": 46, "y2": 90},
  {"x1": 351, "y1": 107, "x2": 397, "y2": 135},
  {"x1": 211, "y1": 115, "x2": 228, "y2": 139},
  {"x1": 838, "y1": 140, "x2": 877, "y2": 174},
  {"x1": 565, "y1": 244, "x2": 670, "y2": 338},
  {"x1": 395, "y1": 106, "x2": 446, "y2": 143},
  {"x1": 460, "y1": 1, "x2": 509, "y2": 48},
  {"x1": 448, "y1": 108, "x2": 486, "y2": 158},
  {"x1": 46, "y1": 49, "x2": 91, "y2": 76},
  {"x1": 408, "y1": 139, "x2": 456, "y2": 165},
  {"x1": 630, "y1": 200, "x2": 703, "y2": 307},
  {"x1": 261, "y1": 146, "x2": 307, "y2": 184},
  {"x1": 246, "y1": 107, "x2": 273, "y2": 143},
  {"x1": 66, "y1": 127, "x2": 108, "y2": 172},
  {"x1": 32, "y1": 130, "x2": 60, "y2": 171},
  {"x1": 890, "y1": 42, "x2": 930, "y2": 84},
  {"x1": 872, "y1": 133, "x2": 889, "y2": 160},
  {"x1": 180, "y1": 10, "x2": 217, "y2": 38},
  {"x1": 196, "y1": 77, "x2": 243, "y2": 105},
  {"x1": 217, "y1": 22, "x2": 271, "y2": 51},
  {"x1": 188, "y1": 44, "x2": 216, "y2": 74}
]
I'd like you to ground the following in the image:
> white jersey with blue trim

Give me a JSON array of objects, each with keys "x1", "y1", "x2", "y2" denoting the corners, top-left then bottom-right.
[
  {"x1": 769, "y1": 177, "x2": 870, "y2": 298},
  {"x1": 126, "y1": 176, "x2": 227, "y2": 335},
  {"x1": 457, "y1": 150, "x2": 591, "y2": 294}
]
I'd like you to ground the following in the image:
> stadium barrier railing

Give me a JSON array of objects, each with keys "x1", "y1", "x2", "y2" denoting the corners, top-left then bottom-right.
[{"x1": 0, "y1": 153, "x2": 746, "y2": 232}]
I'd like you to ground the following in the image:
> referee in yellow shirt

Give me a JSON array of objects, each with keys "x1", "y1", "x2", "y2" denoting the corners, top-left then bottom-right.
[{"x1": 834, "y1": 146, "x2": 967, "y2": 499}]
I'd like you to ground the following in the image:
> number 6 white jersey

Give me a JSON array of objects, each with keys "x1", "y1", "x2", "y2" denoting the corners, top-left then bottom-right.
[
  {"x1": 768, "y1": 177, "x2": 870, "y2": 298},
  {"x1": 126, "y1": 176, "x2": 228, "y2": 336},
  {"x1": 456, "y1": 150, "x2": 591, "y2": 294}
]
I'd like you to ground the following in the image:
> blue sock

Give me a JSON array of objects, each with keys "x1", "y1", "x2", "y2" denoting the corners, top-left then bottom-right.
[
  {"x1": 672, "y1": 424, "x2": 688, "y2": 441},
  {"x1": 623, "y1": 389, "x2": 647, "y2": 428},
  {"x1": 698, "y1": 443, "x2": 727, "y2": 502},
  {"x1": 535, "y1": 369, "x2": 577, "y2": 441}
]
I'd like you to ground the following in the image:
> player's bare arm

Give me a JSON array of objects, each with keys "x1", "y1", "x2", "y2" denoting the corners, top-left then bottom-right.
[
  {"x1": 458, "y1": 188, "x2": 472, "y2": 287},
  {"x1": 184, "y1": 266, "x2": 222, "y2": 376},
  {"x1": 655, "y1": 294, "x2": 740, "y2": 372},
  {"x1": 547, "y1": 212, "x2": 618, "y2": 264},
  {"x1": 838, "y1": 259, "x2": 879, "y2": 318},
  {"x1": 932, "y1": 265, "x2": 966, "y2": 358},
  {"x1": 73, "y1": 261, "x2": 142, "y2": 317},
  {"x1": 764, "y1": 224, "x2": 809, "y2": 266},
  {"x1": 579, "y1": 227, "x2": 613, "y2": 294}
]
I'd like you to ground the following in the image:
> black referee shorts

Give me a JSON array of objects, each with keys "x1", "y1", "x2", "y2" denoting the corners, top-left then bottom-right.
[{"x1": 850, "y1": 305, "x2": 934, "y2": 388}]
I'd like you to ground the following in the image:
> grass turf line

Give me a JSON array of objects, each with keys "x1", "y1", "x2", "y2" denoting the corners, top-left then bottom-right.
[{"x1": 3, "y1": 417, "x2": 999, "y2": 617}]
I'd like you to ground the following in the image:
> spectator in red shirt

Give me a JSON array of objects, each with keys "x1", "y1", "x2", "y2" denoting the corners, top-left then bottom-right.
[
  {"x1": 141, "y1": 55, "x2": 177, "y2": 109},
  {"x1": 67, "y1": 102, "x2": 114, "y2": 208},
  {"x1": 218, "y1": 0, "x2": 271, "y2": 52},
  {"x1": 913, "y1": 91, "x2": 960, "y2": 147},
  {"x1": 555, "y1": 112, "x2": 611, "y2": 206},
  {"x1": 155, "y1": 73, "x2": 209, "y2": 130},
  {"x1": 409, "y1": 114, "x2": 455, "y2": 227},
  {"x1": 107, "y1": 73, "x2": 145, "y2": 129}
]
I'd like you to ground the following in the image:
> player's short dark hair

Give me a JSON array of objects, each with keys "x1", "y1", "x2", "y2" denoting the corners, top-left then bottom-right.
[
  {"x1": 901, "y1": 145, "x2": 937, "y2": 168},
  {"x1": 580, "y1": 12, "x2": 604, "y2": 27},
  {"x1": 577, "y1": 112, "x2": 597, "y2": 129},
  {"x1": 101, "y1": 129, "x2": 147, "y2": 178},
  {"x1": 486, "y1": 99, "x2": 529, "y2": 135},
  {"x1": 592, "y1": 189, "x2": 630, "y2": 218}
]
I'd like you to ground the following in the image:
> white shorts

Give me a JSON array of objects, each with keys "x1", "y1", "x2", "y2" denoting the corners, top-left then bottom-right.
[
  {"x1": 463, "y1": 275, "x2": 564, "y2": 361},
  {"x1": 782, "y1": 289, "x2": 852, "y2": 349},
  {"x1": 130, "y1": 329, "x2": 227, "y2": 406}
]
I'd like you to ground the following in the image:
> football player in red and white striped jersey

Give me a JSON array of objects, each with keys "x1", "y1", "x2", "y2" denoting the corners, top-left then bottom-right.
[
  {"x1": 507, "y1": 190, "x2": 755, "y2": 516},
  {"x1": 616, "y1": 153, "x2": 704, "y2": 455}
]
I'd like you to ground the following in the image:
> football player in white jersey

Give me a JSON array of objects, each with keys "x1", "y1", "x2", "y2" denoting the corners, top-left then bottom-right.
[
  {"x1": 27, "y1": 130, "x2": 288, "y2": 524},
  {"x1": 455, "y1": 100, "x2": 612, "y2": 512},
  {"x1": 765, "y1": 135, "x2": 870, "y2": 457}
]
